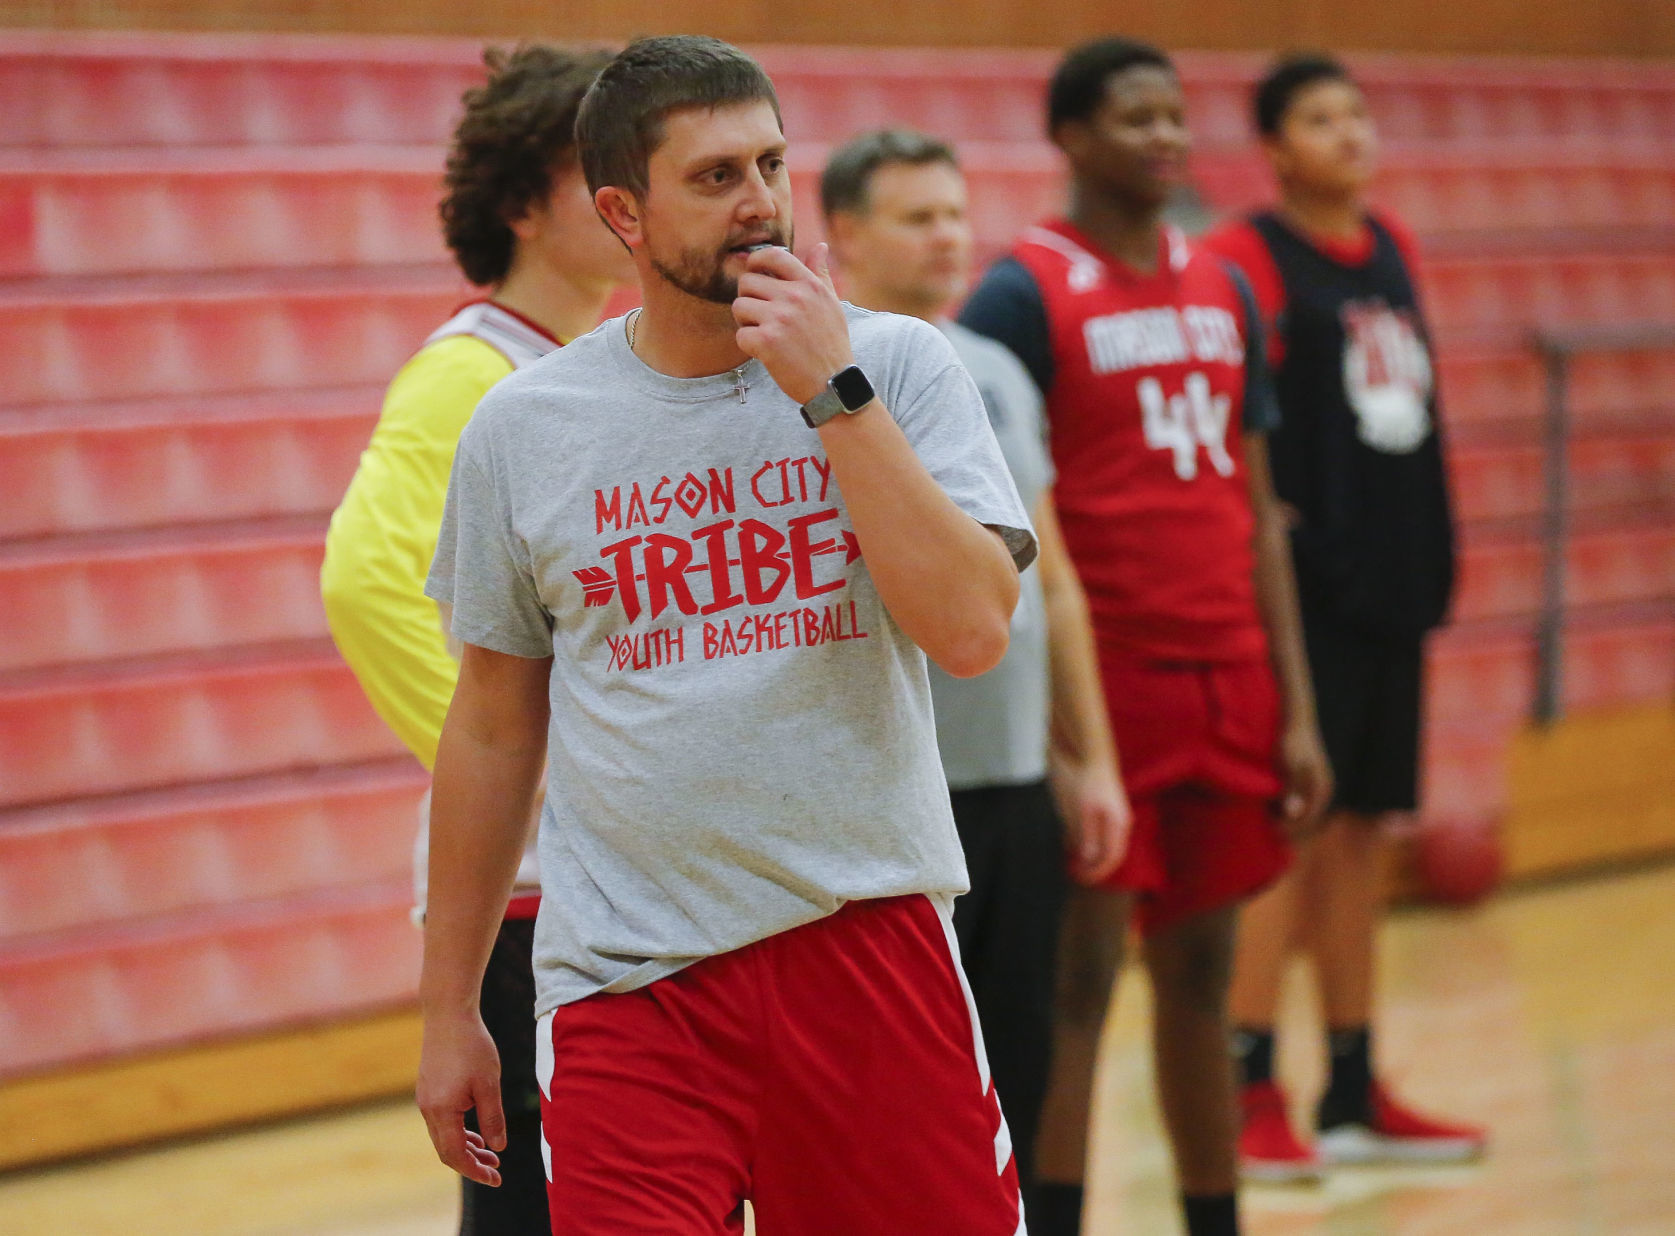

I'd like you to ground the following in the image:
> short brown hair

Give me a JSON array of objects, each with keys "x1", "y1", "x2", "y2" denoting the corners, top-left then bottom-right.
[
  {"x1": 819, "y1": 128, "x2": 960, "y2": 219},
  {"x1": 440, "y1": 43, "x2": 612, "y2": 287},
  {"x1": 576, "y1": 35, "x2": 781, "y2": 202}
]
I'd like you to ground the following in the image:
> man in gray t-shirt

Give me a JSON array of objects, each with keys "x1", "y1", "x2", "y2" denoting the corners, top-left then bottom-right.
[
  {"x1": 417, "y1": 38, "x2": 1034, "y2": 1235},
  {"x1": 822, "y1": 130, "x2": 1131, "y2": 1206}
]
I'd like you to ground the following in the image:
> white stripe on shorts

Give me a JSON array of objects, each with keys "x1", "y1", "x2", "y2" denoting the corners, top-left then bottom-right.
[
  {"x1": 928, "y1": 892, "x2": 992, "y2": 1095},
  {"x1": 928, "y1": 894, "x2": 1029, "y2": 1231},
  {"x1": 536, "y1": 1009, "x2": 555, "y2": 1182},
  {"x1": 927, "y1": 893, "x2": 1022, "y2": 1185}
]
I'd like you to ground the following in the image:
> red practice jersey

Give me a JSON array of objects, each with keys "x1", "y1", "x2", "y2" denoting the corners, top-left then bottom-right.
[{"x1": 961, "y1": 220, "x2": 1280, "y2": 662}]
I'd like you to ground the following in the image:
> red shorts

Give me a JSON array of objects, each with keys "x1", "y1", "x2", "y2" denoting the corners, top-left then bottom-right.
[
  {"x1": 534, "y1": 895, "x2": 1022, "y2": 1235},
  {"x1": 1099, "y1": 652, "x2": 1292, "y2": 934}
]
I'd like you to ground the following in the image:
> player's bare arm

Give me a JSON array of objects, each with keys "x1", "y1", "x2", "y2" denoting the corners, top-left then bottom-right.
[
  {"x1": 417, "y1": 643, "x2": 551, "y2": 1187},
  {"x1": 1243, "y1": 433, "x2": 1333, "y2": 833},
  {"x1": 734, "y1": 242, "x2": 1019, "y2": 679},
  {"x1": 1034, "y1": 492, "x2": 1131, "y2": 881}
]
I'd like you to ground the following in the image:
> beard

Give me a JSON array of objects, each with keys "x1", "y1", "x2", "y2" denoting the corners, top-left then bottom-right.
[{"x1": 649, "y1": 221, "x2": 795, "y2": 305}]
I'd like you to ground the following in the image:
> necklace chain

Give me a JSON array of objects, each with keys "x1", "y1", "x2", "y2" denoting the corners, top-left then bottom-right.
[{"x1": 627, "y1": 307, "x2": 748, "y2": 404}]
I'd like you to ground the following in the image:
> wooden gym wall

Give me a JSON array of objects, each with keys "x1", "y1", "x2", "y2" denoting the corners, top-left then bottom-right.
[{"x1": 7, "y1": 0, "x2": 1675, "y2": 58}]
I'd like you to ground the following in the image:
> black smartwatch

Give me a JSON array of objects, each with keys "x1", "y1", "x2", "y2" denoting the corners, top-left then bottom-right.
[{"x1": 800, "y1": 365, "x2": 875, "y2": 428}]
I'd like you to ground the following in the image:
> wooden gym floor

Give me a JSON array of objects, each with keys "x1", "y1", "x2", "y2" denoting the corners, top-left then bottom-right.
[{"x1": 1, "y1": 861, "x2": 1671, "y2": 1235}]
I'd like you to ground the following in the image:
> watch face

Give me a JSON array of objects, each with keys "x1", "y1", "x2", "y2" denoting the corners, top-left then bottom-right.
[{"x1": 830, "y1": 365, "x2": 874, "y2": 412}]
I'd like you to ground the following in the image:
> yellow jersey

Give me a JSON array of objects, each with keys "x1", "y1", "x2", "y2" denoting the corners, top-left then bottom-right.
[{"x1": 321, "y1": 302, "x2": 560, "y2": 770}]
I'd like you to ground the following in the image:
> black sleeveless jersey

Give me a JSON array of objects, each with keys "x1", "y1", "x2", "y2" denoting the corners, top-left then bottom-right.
[{"x1": 1251, "y1": 212, "x2": 1456, "y2": 639}]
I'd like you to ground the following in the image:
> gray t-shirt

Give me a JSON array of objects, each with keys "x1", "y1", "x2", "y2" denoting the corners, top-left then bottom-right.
[
  {"x1": 930, "y1": 322, "x2": 1055, "y2": 790},
  {"x1": 427, "y1": 306, "x2": 1036, "y2": 1014}
]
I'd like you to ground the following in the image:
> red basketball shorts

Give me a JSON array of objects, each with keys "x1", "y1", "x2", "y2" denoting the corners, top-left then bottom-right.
[
  {"x1": 1098, "y1": 651, "x2": 1292, "y2": 934},
  {"x1": 534, "y1": 894, "x2": 1023, "y2": 1235}
]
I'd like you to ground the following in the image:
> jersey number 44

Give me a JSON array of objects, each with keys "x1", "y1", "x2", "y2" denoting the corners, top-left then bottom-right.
[{"x1": 1138, "y1": 372, "x2": 1234, "y2": 481}]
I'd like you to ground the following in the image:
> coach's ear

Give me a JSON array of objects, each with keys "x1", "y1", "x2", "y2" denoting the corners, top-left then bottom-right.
[{"x1": 594, "y1": 186, "x2": 644, "y2": 251}]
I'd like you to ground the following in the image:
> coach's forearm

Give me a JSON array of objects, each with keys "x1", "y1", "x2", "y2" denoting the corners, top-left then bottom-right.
[
  {"x1": 818, "y1": 401, "x2": 1019, "y2": 678},
  {"x1": 421, "y1": 685, "x2": 549, "y2": 1015}
]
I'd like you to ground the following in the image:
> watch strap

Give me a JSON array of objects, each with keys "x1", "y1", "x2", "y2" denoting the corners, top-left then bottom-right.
[
  {"x1": 800, "y1": 365, "x2": 874, "y2": 428},
  {"x1": 800, "y1": 385, "x2": 846, "y2": 428}
]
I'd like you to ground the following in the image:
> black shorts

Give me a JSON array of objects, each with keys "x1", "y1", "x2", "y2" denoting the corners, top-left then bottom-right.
[
  {"x1": 461, "y1": 916, "x2": 550, "y2": 1236},
  {"x1": 949, "y1": 778, "x2": 1067, "y2": 1192},
  {"x1": 1303, "y1": 615, "x2": 1426, "y2": 816}
]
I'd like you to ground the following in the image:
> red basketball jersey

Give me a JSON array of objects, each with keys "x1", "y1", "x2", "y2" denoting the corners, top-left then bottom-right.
[{"x1": 1011, "y1": 219, "x2": 1269, "y2": 662}]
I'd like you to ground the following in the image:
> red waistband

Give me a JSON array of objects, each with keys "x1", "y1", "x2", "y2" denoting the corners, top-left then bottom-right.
[{"x1": 505, "y1": 892, "x2": 542, "y2": 921}]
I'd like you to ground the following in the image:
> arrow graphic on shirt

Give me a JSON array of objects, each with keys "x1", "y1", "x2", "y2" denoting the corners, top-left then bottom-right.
[
  {"x1": 801, "y1": 529, "x2": 863, "y2": 565},
  {"x1": 573, "y1": 566, "x2": 616, "y2": 607}
]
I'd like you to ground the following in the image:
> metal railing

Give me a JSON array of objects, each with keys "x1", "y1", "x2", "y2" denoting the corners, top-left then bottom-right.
[{"x1": 1529, "y1": 323, "x2": 1675, "y2": 725}]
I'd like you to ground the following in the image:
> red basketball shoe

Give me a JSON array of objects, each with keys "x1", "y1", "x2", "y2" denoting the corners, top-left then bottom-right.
[
  {"x1": 1316, "y1": 1081, "x2": 1488, "y2": 1165},
  {"x1": 1239, "y1": 1081, "x2": 1324, "y2": 1184}
]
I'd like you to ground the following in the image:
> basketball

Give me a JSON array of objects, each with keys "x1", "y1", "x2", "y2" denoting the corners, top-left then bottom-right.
[{"x1": 1414, "y1": 814, "x2": 1505, "y2": 905}]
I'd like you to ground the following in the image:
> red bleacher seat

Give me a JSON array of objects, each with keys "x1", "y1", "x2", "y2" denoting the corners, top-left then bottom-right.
[
  {"x1": 1566, "y1": 522, "x2": 1675, "y2": 610},
  {"x1": 0, "y1": 519, "x2": 331, "y2": 672},
  {"x1": 0, "y1": 152, "x2": 449, "y2": 278},
  {"x1": 1565, "y1": 348, "x2": 1675, "y2": 422},
  {"x1": 1428, "y1": 347, "x2": 1675, "y2": 432},
  {"x1": 1449, "y1": 442, "x2": 1542, "y2": 525},
  {"x1": 1570, "y1": 431, "x2": 1675, "y2": 515},
  {"x1": 1449, "y1": 430, "x2": 1675, "y2": 525},
  {"x1": 0, "y1": 643, "x2": 406, "y2": 809},
  {"x1": 13, "y1": 146, "x2": 1674, "y2": 285},
  {"x1": 1422, "y1": 722, "x2": 1513, "y2": 820},
  {"x1": 0, "y1": 881, "x2": 419, "y2": 1077},
  {"x1": 0, "y1": 759, "x2": 423, "y2": 941},
  {"x1": 1424, "y1": 253, "x2": 1675, "y2": 338},
  {"x1": 770, "y1": 49, "x2": 1675, "y2": 150},
  {"x1": 1560, "y1": 613, "x2": 1675, "y2": 710},
  {"x1": 2, "y1": 150, "x2": 1066, "y2": 280},
  {"x1": 1429, "y1": 628, "x2": 1538, "y2": 728},
  {"x1": 0, "y1": 270, "x2": 458, "y2": 405},
  {"x1": 8, "y1": 37, "x2": 1675, "y2": 155},
  {"x1": 1454, "y1": 535, "x2": 1546, "y2": 622},
  {"x1": 1338, "y1": 56, "x2": 1675, "y2": 146},
  {"x1": 1455, "y1": 522, "x2": 1675, "y2": 622},
  {"x1": 1429, "y1": 613, "x2": 1675, "y2": 729},
  {"x1": 0, "y1": 389, "x2": 379, "y2": 539},
  {"x1": 0, "y1": 39, "x2": 1063, "y2": 152},
  {"x1": 1195, "y1": 149, "x2": 1675, "y2": 242},
  {"x1": 1436, "y1": 348, "x2": 1546, "y2": 432},
  {"x1": 0, "y1": 30, "x2": 482, "y2": 150},
  {"x1": 762, "y1": 47, "x2": 1056, "y2": 146}
]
